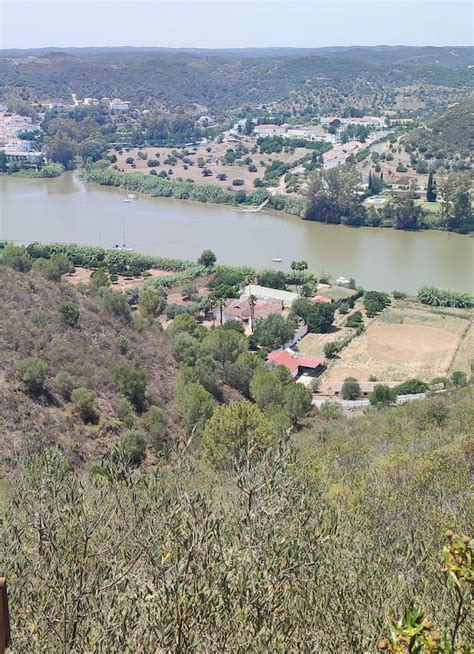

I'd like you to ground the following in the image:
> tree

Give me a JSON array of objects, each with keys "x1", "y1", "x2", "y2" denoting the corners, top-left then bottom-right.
[
  {"x1": 197, "y1": 249, "x2": 217, "y2": 269},
  {"x1": 99, "y1": 288, "x2": 132, "y2": 321},
  {"x1": 389, "y1": 193, "x2": 423, "y2": 230},
  {"x1": 251, "y1": 314, "x2": 294, "y2": 351},
  {"x1": 79, "y1": 138, "x2": 106, "y2": 162},
  {"x1": 283, "y1": 383, "x2": 313, "y2": 425},
  {"x1": 257, "y1": 269, "x2": 287, "y2": 290},
  {"x1": 202, "y1": 401, "x2": 277, "y2": 469},
  {"x1": 323, "y1": 341, "x2": 340, "y2": 359},
  {"x1": 426, "y1": 171, "x2": 437, "y2": 202},
  {"x1": 341, "y1": 377, "x2": 361, "y2": 400},
  {"x1": 175, "y1": 381, "x2": 216, "y2": 436},
  {"x1": 0, "y1": 149, "x2": 7, "y2": 172},
  {"x1": 305, "y1": 166, "x2": 366, "y2": 226},
  {"x1": 59, "y1": 301, "x2": 80, "y2": 327},
  {"x1": 168, "y1": 313, "x2": 205, "y2": 340},
  {"x1": 370, "y1": 384, "x2": 396, "y2": 407},
  {"x1": 292, "y1": 299, "x2": 335, "y2": 333},
  {"x1": 138, "y1": 287, "x2": 166, "y2": 318},
  {"x1": 438, "y1": 172, "x2": 473, "y2": 232},
  {"x1": 71, "y1": 387, "x2": 98, "y2": 423},
  {"x1": 44, "y1": 134, "x2": 77, "y2": 169},
  {"x1": 226, "y1": 351, "x2": 265, "y2": 397},
  {"x1": 250, "y1": 368, "x2": 284, "y2": 410},
  {"x1": 16, "y1": 357, "x2": 48, "y2": 395},
  {"x1": 112, "y1": 364, "x2": 147, "y2": 411},
  {"x1": 202, "y1": 328, "x2": 247, "y2": 365}
]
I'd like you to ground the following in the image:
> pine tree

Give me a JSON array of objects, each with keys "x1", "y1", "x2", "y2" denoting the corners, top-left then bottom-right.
[
  {"x1": 368, "y1": 171, "x2": 373, "y2": 194},
  {"x1": 426, "y1": 172, "x2": 437, "y2": 202}
]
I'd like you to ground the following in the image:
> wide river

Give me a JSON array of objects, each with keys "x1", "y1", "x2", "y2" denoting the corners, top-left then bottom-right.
[{"x1": 1, "y1": 172, "x2": 473, "y2": 293}]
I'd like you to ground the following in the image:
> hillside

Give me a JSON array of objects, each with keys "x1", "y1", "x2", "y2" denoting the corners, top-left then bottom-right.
[
  {"x1": 0, "y1": 385, "x2": 472, "y2": 651},
  {"x1": 403, "y1": 98, "x2": 474, "y2": 158},
  {"x1": 0, "y1": 266, "x2": 183, "y2": 473},
  {"x1": 0, "y1": 46, "x2": 472, "y2": 113}
]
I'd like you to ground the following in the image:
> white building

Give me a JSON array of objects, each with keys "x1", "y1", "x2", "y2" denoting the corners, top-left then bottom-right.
[
  {"x1": 254, "y1": 124, "x2": 287, "y2": 137},
  {"x1": 241, "y1": 285, "x2": 298, "y2": 307},
  {"x1": 84, "y1": 97, "x2": 99, "y2": 106},
  {"x1": 110, "y1": 99, "x2": 130, "y2": 112}
]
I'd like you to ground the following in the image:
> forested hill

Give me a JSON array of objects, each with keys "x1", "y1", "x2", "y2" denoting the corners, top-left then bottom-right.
[
  {"x1": 0, "y1": 45, "x2": 472, "y2": 111},
  {"x1": 403, "y1": 98, "x2": 474, "y2": 156}
]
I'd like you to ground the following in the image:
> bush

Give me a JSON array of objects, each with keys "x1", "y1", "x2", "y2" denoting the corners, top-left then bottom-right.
[
  {"x1": 451, "y1": 370, "x2": 468, "y2": 388},
  {"x1": 99, "y1": 288, "x2": 132, "y2": 321},
  {"x1": 1, "y1": 245, "x2": 32, "y2": 272},
  {"x1": 341, "y1": 377, "x2": 361, "y2": 400},
  {"x1": 417, "y1": 286, "x2": 474, "y2": 309},
  {"x1": 323, "y1": 341, "x2": 340, "y2": 358},
  {"x1": 71, "y1": 387, "x2": 98, "y2": 423},
  {"x1": 370, "y1": 384, "x2": 396, "y2": 407},
  {"x1": 16, "y1": 357, "x2": 48, "y2": 395},
  {"x1": 55, "y1": 371, "x2": 78, "y2": 400},
  {"x1": 392, "y1": 290, "x2": 407, "y2": 300},
  {"x1": 115, "y1": 397, "x2": 135, "y2": 427},
  {"x1": 395, "y1": 378, "x2": 429, "y2": 395},
  {"x1": 59, "y1": 301, "x2": 80, "y2": 327},
  {"x1": 142, "y1": 405, "x2": 167, "y2": 452},
  {"x1": 345, "y1": 311, "x2": 363, "y2": 328},
  {"x1": 116, "y1": 430, "x2": 146, "y2": 468},
  {"x1": 112, "y1": 364, "x2": 147, "y2": 411},
  {"x1": 292, "y1": 299, "x2": 335, "y2": 333},
  {"x1": 363, "y1": 291, "x2": 390, "y2": 317},
  {"x1": 319, "y1": 401, "x2": 343, "y2": 420},
  {"x1": 232, "y1": 179, "x2": 244, "y2": 186}
]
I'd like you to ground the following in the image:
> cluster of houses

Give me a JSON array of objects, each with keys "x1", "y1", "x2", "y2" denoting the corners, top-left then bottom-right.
[
  {"x1": 0, "y1": 108, "x2": 44, "y2": 165},
  {"x1": 212, "y1": 284, "x2": 332, "y2": 382}
]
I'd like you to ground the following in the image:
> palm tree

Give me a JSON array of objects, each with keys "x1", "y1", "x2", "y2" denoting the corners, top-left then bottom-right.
[{"x1": 248, "y1": 294, "x2": 257, "y2": 332}]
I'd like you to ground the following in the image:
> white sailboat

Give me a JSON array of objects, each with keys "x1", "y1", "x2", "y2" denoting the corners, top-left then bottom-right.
[{"x1": 112, "y1": 216, "x2": 134, "y2": 251}]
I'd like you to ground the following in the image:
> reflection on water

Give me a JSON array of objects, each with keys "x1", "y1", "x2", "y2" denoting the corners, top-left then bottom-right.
[{"x1": 1, "y1": 172, "x2": 472, "y2": 293}]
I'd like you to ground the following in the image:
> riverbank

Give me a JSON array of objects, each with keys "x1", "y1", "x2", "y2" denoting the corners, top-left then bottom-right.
[
  {"x1": 84, "y1": 166, "x2": 472, "y2": 235},
  {"x1": 2, "y1": 162, "x2": 64, "y2": 179}
]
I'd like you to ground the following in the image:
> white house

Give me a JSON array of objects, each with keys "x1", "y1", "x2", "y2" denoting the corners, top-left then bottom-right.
[{"x1": 241, "y1": 285, "x2": 298, "y2": 307}]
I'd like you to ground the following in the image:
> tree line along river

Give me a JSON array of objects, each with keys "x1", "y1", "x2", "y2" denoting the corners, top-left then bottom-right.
[{"x1": 1, "y1": 172, "x2": 473, "y2": 294}]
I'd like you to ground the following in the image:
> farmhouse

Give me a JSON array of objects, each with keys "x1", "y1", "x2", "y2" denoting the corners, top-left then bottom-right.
[
  {"x1": 214, "y1": 297, "x2": 283, "y2": 325},
  {"x1": 241, "y1": 285, "x2": 298, "y2": 307},
  {"x1": 311, "y1": 295, "x2": 333, "y2": 304},
  {"x1": 267, "y1": 348, "x2": 325, "y2": 379}
]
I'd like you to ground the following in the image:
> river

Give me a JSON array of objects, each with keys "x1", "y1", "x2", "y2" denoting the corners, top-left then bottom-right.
[{"x1": 1, "y1": 172, "x2": 473, "y2": 293}]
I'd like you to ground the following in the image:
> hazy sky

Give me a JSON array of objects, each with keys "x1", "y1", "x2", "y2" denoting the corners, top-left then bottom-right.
[{"x1": 1, "y1": 0, "x2": 472, "y2": 50}]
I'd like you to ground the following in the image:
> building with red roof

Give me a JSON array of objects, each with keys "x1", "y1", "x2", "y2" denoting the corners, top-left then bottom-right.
[
  {"x1": 311, "y1": 295, "x2": 333, "y2": 304},
  {"x1": 267, "y1": 348, "x2": 325, "y2": 379}
]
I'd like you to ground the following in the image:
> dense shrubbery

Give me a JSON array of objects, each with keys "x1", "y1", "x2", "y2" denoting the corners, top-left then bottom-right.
[
  {"x1": 1, "y1": 387, "x2": 472, "y2": 651},
  {"x1": 363, "y1": 290, "x2": 391, "y2": 317},
  {"x1": 417, "y1": 286, "x2": 474, "y2": 309}
]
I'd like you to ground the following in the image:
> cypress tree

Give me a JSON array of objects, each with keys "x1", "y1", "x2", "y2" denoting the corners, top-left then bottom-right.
[
  {"x1": 368, "y1": 171, "x2": 373, "y2": 194},
  {"x1": 427, "y1": 171, "x2": 436, "y2": 202}
]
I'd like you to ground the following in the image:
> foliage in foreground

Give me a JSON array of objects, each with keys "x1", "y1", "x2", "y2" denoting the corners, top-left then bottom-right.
[{"x1": 1, "y1": 388, "x2": 472, "y2": 652}]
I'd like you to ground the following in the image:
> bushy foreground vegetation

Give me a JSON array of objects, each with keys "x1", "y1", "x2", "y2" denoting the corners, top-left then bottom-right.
[
  {"x1": 418, "y1": 286, "x2": 474, "y2": 309},
  {"x1": 1, "y1": 387, "x2": 472, "y2": 652}
]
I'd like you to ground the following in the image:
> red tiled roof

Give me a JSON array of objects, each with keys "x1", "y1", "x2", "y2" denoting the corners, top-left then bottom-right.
[
  {"x1": 267, "y1": 349, "x2": 324, "y2": 374},
  {"x1": 311, "y1": 295, "x2": 332, "y2": 304}
]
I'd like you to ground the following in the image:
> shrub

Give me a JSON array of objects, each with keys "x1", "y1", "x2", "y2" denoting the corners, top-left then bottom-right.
[
  {"x1": 292, "y1": 299, "x2": 335, "y2": 333},
  {"x1": 417, "y1": 286, "x2": 474, "y2": 309},
  {"x1": 392, "y1": 290, "x2": 407, "y2": 300},
  {"x1": 319, "y1": 401, "x2": 343, "y2": 419},
  {"x1": 112, "y1": 364, "x2": 147, "y2": 411},
  {"x1": 346, "y1": 311, "x2": 363, "y2": 328},
  {"x1": 232, "y1": 179, "x2": 244, "y2": 186},
  {"x1": 116, "y1": 430, "x2": 146, "y2": 468},
  {"x1": 99, "y1": 288, "x2": 132, "y2": 321},
  {"x1": 338, "y1": 302, "x2": 350, "y2": 315},
  {"x1": 1, "y1": 245, "x2": 32, "y2": 272},
  {"x1": 363, "y1": 291, "x2": 390, "y2": 317},
  {"x1": 55, "y1": 371, "x2": 78, "y2": 400},
  {"x1": 451, "y1": 370, "x2": 468, "y2": 388},
  {"x1": 370, "y1": 384, "x2": 396, "y2": 407},
  {"x1": 115, "y1": 397, "x2": 135, "y2": 428},
  {"x1": 71, "y1": 387, "x2": 98, "y2": 423},
  {"x1": 323, "y1": 341, "x2": 340, "y2": 358},
  {"x1": 142, "y1": 405, "x2": 167, "y2": 452},
  {"x1": 16, "y1": 357, "x2": 48, "y2": 395},
  {"x1": 341, "y1": 377, "x2": 361, "y2": 400},
  {"x1": 59, "y1": 301, "x2": 80, "y2": 327},
  {"x1": 395, "y1": 378, "x2": 429, "y2": 395}
]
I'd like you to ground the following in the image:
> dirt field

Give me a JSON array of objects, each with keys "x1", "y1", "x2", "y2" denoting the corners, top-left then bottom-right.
[
  {"x1": 321, "y1": 302, "x2": 473, "y2": 390},
  {"x1": 111, "y1": 139, "x2": 308, "y2": 192},
  {"x1": 64, "y1": 267, "x2": 172, "y2": 290}
]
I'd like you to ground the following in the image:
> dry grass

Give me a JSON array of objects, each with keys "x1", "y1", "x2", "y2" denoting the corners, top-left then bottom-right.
[
  {"x1": 321, "y1": 302, "x2": 473, "y2": 389},
  {"x1": 65, "y1": 267, "x2": 172, "y2": 291}
]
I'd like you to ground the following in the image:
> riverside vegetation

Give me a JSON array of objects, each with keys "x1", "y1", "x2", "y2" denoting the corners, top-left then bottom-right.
[{"x1": 0, "y1": 243, "x2": 473, "y2": 652}]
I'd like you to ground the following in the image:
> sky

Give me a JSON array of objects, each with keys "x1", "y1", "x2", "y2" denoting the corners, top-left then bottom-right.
[{"x1": 0, "y1": 0, "x2": 472, "y2": 50}]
